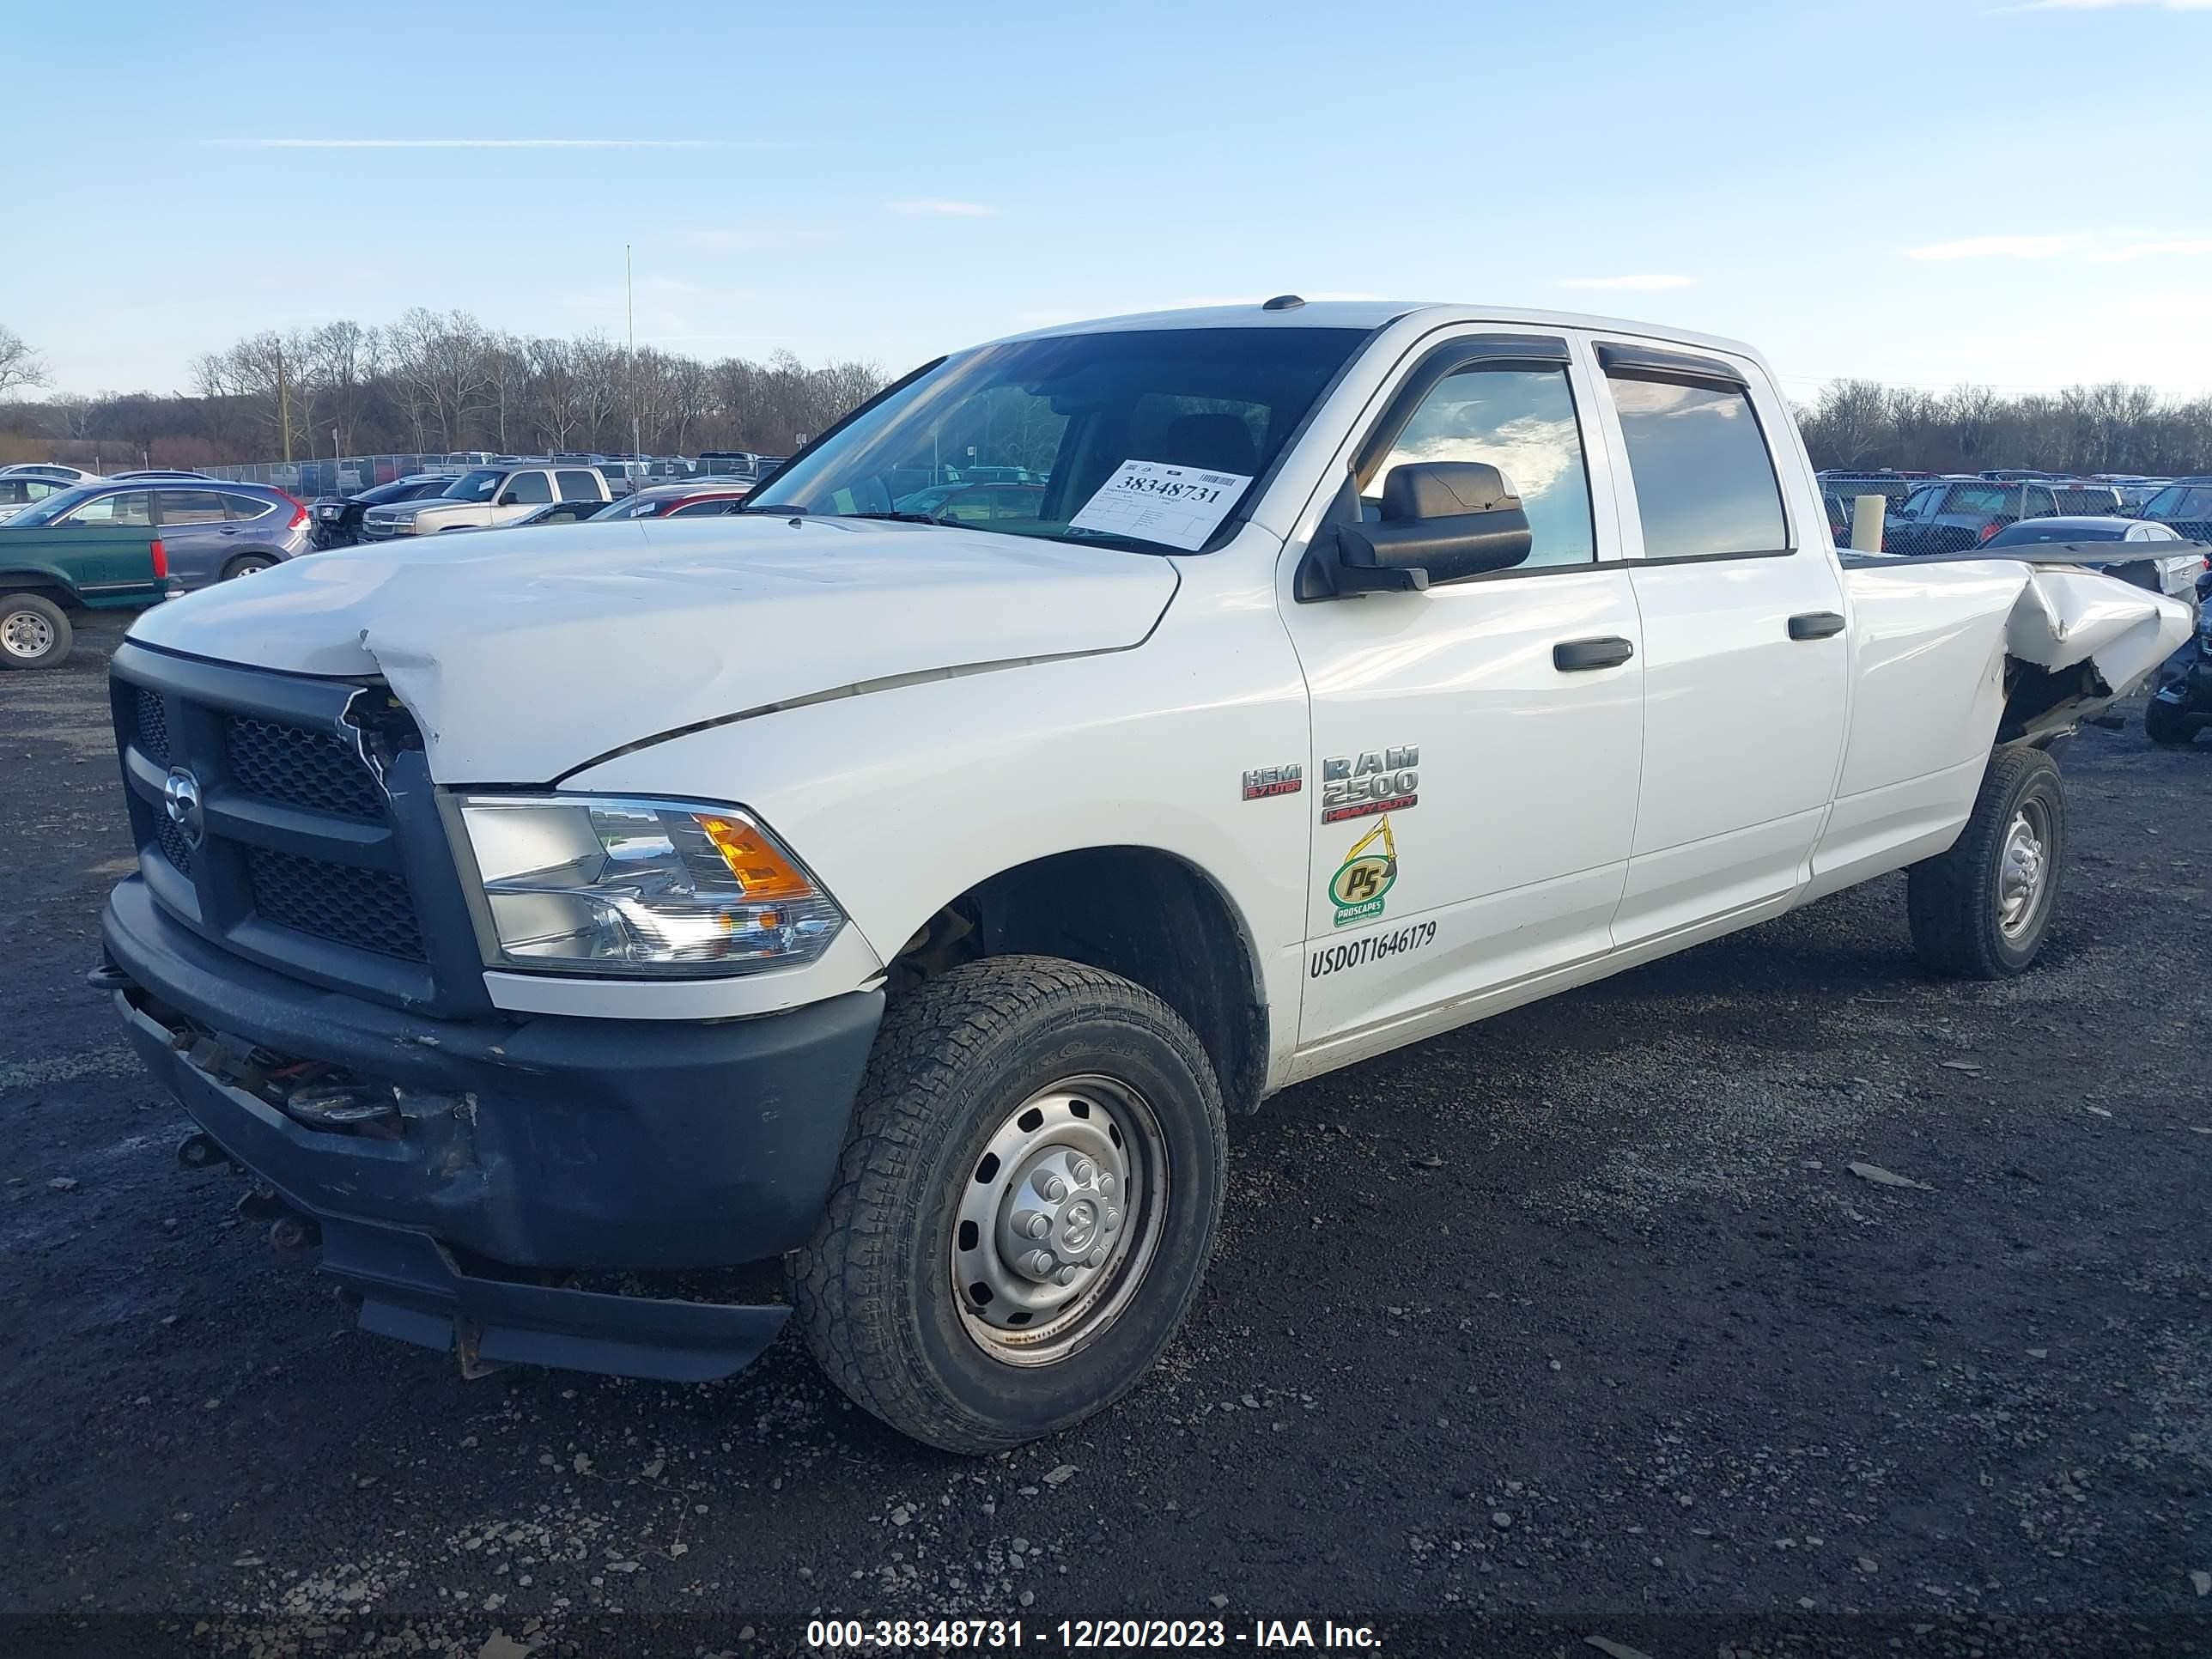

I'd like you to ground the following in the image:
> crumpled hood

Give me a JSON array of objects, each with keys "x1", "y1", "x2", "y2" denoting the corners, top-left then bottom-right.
[{"x1": 126, "y1": 516, "x2": 1180, "y2": 781}]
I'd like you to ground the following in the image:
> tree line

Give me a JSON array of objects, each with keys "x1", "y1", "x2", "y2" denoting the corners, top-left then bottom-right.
[
  {"x1": 1795, "y1": 379, "x2": 2212, "y2": 479},
  {"x1": 0, "y1": 311, "x2": 889, "y2": 469},
  {"x1": 7, "y1": 313, "x2": 2210, "y2": 480}
]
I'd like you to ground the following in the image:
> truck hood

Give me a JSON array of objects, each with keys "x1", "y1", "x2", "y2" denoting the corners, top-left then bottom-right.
[{"x1": 125, "y1": 516, "x2": 1181, "y2": 782}]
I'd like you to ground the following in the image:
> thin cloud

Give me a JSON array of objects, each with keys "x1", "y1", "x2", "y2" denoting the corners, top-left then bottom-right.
[
  {"x1": 1999, "y1": 0, "x2": 2211, "y2": 10},
  {"x1": 198, "y1": 137, "x2": 748, "y2": 150},
  {"x1": 2087, "y1": 238, "x2": 2212, "y2": 262},
  {"x1": 684, "y1": 225, "x2": 833, "y2": 253},
  {"x1": 888, "y1": 198, "x2": 997, "y2": 217},
  {"x1": 1556, "y1": 275, "x2": 1697, "y2": 290},
  {"x1": 1904, "y1": 234, "x2": 2083, "y2": 261}
]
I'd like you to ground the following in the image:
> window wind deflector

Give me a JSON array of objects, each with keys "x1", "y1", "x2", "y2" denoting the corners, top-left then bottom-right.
[
  {"x1": 1450, "y1": 333, "x2": 1571, "y2": 365},
  {"x1": 1595, "y1": 341, "x2": 1746, "y2": 387}
]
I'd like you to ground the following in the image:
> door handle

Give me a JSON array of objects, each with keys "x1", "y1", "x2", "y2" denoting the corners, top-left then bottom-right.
[
  {"x1": 1553, "y1": 635, "x2": 1635, "y2": 672},
  {"x1": 1789, "y1": 611, "x2": 1845, "y2": 641}
]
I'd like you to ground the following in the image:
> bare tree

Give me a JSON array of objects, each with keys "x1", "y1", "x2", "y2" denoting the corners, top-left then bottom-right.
[{"x1": 0, "y1": 325, "x2": 49, "y2": 399}]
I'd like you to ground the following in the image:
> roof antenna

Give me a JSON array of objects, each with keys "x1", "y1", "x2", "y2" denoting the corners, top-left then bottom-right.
[{"x1": 1261, "y1": 294, "x2": 1305, "y2": 312}]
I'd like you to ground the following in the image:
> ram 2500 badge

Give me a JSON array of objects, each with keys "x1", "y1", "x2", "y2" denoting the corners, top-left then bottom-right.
[{"x1": 98, "y1": 300, "x2": 2189, "y2": 1452}]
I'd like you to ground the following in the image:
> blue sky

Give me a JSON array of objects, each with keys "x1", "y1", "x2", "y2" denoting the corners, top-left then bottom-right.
[{"x1": 7, "y1": 0, "x2": 2209, "y2": 400}]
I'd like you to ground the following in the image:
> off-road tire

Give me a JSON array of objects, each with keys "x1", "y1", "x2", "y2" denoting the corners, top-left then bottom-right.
[
  {"x1": 792, "y1": 956, "x2": 1227, "y2": 1454},
  {"x1": 2143, "y1": 696, "x2": 2197, "y2": 747},
  {"x1": 0, "y1": 592, "x2": 71, "y2": 670},
  {"x1": 1907, "y1": 744, "x2": 2065, "y2": 979}
]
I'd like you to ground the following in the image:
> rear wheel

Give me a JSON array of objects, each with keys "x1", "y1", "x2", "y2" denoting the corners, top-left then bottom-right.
[
  {"x1": 0, "y1": 592, "x2": 71, "y2": 669},
  {"x1": 1907, "y1": 745, "x2": 2065, "y2": 979},
  {"x1": 222, "y1": 554, "x2": 277, "y2": 579},
  {"x1": 2143, "y1": 696, "x2": 2197, "y2": 747},
  {"x1": 793, "y1": 957, "x2": 1227, "y2": 1453}
]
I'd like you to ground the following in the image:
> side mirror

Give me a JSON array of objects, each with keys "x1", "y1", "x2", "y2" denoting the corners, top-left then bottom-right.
[
  {"x1": 496, "y1": 490, "x2": 520, "y2": 507},
  {"x1": 1313, "y1": 462, "x2": 1532, "y2": 596}
]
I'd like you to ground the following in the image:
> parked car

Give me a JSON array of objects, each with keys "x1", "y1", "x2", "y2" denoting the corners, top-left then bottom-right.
[
  {"x1": 2136, "y1": 477, "x2": 2212, "y2": 542},
  {"x1": 1887, "y1": 477, "x2": 2063, "y2": 554},
  {"x1": 1814, "y1": 470, "x2": 1920, "y2": 508},
  {"x1": 360, "y1": 462, "x2": 611, "y2": 538},
  {"x1": 1982, "y1": 515, "x2": 2204, "y2": 599},
  {"x1": 495, "y1": 498, "x2": 610, "y2": 528},
  {"x1": 109, "y1": 470, "x2": 215, "y2": 483},
  {"x1": 890, "y1": 481, "x2": 1049, "y2": 523},
  {"x1": 0, "y1": 489, "x2": 173, "y2": 668},
  {"x1": 2, "y1": 480, "x2": 311, "y2": 588},
  {"x1": 96, "y1": 299, "x2": 2190, "y2": 1452},
  {"x1": 1980, "y1": 469, "x2": 2057, "y2": 482},
  {"x1": 2049, "y1": 482, "x2": 2124, "y2": 516},
  {"x1": 0, "y1": 463, "x2": 106, "y2": 486},
  {"x1": 313, "y1": 474, "x2": 463, "y2": 550},
  {"x1": 589, "y1": 481, "x2": 759, "y2": 520},
  {"x1": 2144, "y1": 567, "x2": 2212, "y2": 746},
  {"x1": 0, "y1": 474, "x2": 81, "y2": 523}
]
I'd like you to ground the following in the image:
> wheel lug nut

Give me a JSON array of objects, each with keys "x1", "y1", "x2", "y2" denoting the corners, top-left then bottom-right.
[
  {"x1": 1086, "y1": 1247, "x2": 1106, "y2": 1268},
  {"x1": 1040, "y1": 1175, "x2": 1069, "y2": 1202},
  {"x1": 1067, "y1": 1153, "x2": 1094, "y2": 1184},
  {"x1": 1097, "y1": 1173, "x2": 1118, "y2": 1198},
  {"x1": 1015, "y1": 1210, "x2": 1050, "y2": 1240},
  {"x1": 1022, "y1": 1249, "x2": 1056, "y2": 1278},
  {"x1": 1103, "y1": 1208, "x2": 1121, "y2": 1232},
  {"x1": 1054, "y1": 1265, "x2": 1080, "y2": 1286}
]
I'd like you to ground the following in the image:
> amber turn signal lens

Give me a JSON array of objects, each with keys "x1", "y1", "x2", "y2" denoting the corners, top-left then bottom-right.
[{"x1": 698, "y1": 815, "x2": 817, "y2": 902}]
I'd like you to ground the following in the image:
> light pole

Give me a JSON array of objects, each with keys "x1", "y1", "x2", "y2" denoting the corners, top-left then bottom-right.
[{"x1": 627, "y1": 245, "x2": 642, "y2": 461}]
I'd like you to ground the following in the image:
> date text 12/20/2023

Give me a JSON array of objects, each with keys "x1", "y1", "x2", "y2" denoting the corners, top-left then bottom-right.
[{"x1": 805, "y1": 1618, "x2": 1382, "y2": 1649}]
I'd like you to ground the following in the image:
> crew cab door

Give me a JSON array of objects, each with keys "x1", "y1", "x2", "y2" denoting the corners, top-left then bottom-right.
[
  {"x1": 1585, "y1": 339, "x2": 1850, "y2": 945},
  {"x1": 1278, "y1": 331, "x2": 1644, "y2": 1052}
]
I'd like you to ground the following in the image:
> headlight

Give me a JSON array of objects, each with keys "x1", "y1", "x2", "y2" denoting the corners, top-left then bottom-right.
[{"x1": 456, "y1": 795, "x2": 843, "y2": 975}]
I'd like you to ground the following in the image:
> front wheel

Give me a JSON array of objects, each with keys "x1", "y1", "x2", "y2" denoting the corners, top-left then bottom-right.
[
  {"x1": 792, "y1": 956, "x2": 1226, "y2": 1453},
  {"x1": 0, "y1": 592, "x2": 72, "y2": 669},
  {"x1": 2144, "y1": 696, "x2": 2197, "y2": 747},
  {"x1": 1907, "y1": 744, "x2": 2065, "y2": 979}
]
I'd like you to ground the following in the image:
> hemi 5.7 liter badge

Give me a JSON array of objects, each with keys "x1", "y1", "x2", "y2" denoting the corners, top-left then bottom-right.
[
  {"x1": 1321, "y1": 745, "x2": 1418, "y2": 823},
  {"x1": 1242, "y1": 763, "x2": 1303, "y2": 800}
]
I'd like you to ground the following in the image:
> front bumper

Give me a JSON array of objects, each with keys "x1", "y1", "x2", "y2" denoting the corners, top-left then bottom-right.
[{"x1": 104, "y1": 875, "x2": 884, "y2": 1380}]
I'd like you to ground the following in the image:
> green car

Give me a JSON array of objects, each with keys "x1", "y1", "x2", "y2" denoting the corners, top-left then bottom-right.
[{"x1": 0, "y1": 485, "x2": 173, "y2": 668}]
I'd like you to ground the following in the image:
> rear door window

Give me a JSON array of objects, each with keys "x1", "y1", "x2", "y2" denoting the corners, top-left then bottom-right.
[
  {"x1": 156, "y1": 490, "x2": 228, "y2": 526},
  {"x1": 555, "y1": 469, "x2": 602, "y2": 502},
  {"x1": 1606, "y1": 374, "x2": 1786, "y2": 559}
]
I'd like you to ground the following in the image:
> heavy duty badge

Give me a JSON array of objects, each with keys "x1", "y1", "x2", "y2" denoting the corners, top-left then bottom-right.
[
  {"x1": 1327, "y1": 814, "x2": 1399, "y2": 927},
  {"x1": 1321, "y1": 745, "x2": 1418, "y2": 823}
]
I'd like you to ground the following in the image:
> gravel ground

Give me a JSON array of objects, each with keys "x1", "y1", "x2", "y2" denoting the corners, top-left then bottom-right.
[{"x1": 2, "y1": 613, "x2": 2208, "y2": 1658}]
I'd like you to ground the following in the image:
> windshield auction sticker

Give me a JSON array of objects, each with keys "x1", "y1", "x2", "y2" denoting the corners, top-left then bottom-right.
[{"x1": 1068, "y1": 459, "x2": 1254, "y2": 550}]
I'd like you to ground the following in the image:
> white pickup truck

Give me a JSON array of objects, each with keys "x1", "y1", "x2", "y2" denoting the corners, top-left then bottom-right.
[
  {"x1": 360, "y1": 460, "x2": 611, "y2": 538},
  {"x1": 100, "y1": 301, "x2": 2187, "y2": 1454}
]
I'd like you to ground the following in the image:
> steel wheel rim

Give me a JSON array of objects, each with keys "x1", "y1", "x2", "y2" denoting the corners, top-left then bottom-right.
[
  {"x1": 951, "y1": 1073, "x2": 1168, "y2": 1367},
  {"x1": 1996, "y1": 799, "x2": 2051, "y2": 940},
  {"x1": 2, "y1": 610, "x2": 54, "y2": 658}
]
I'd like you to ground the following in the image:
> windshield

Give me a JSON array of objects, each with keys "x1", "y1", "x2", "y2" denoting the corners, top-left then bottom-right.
[
  {"x1": 3, "y1": 484, "x2": 101, "y2": 528},
  {"x1": 591, "y1": 494, "x2": 672, "y2": 520},
  {"x1": 750, "y1": 326, "x2": 1368, "y2": 553},
  {"x1": 441, "y1": 469, "x2": 506, "y2": 502}
]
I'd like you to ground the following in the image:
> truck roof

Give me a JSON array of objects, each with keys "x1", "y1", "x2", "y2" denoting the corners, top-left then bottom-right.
[{"x1": 997, "y1": 299, "x2": 1765, "y2": 363}]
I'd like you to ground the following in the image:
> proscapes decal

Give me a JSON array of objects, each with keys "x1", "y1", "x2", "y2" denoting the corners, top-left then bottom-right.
[
  {"x1": 1321, "y1": 745, "x2": 1418, "y2": 823},
  {"x1": 1327, "y1": 814, "x2": 1399, "y2": 927}
]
